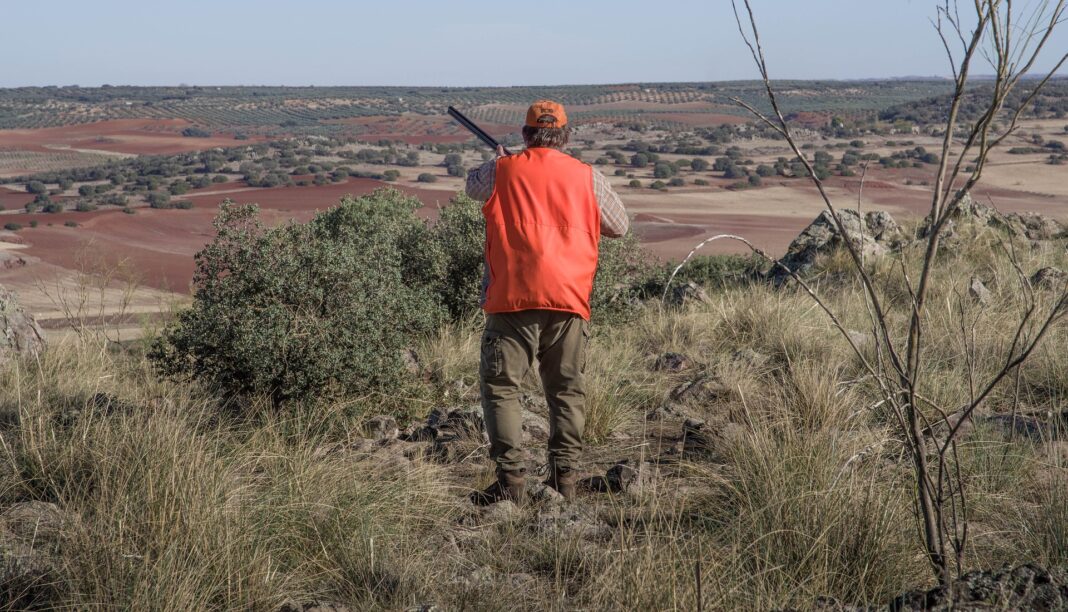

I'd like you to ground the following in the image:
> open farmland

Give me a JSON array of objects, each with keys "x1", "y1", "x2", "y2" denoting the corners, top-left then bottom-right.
[{"x1": 0, "y1": 81, "x2": 1065, "y2": 333}]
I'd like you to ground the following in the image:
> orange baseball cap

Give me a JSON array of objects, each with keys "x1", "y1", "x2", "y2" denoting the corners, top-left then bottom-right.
[{"x1": 525, "y1": 100, "x2": 567, "y2": 128}]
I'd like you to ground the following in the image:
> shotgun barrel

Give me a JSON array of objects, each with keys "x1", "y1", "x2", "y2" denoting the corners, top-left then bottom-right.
[{"x1": 447, "y1": 106, "x2": 511, "y2": 155}]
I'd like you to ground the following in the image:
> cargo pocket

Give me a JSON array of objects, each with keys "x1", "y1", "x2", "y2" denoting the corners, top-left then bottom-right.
[
  {"x1": 580, "y1": 323, "x2": 591, "y2": 374},
  {"x1": 481, "y1": 331, "x2": 503, "y2": 379}
]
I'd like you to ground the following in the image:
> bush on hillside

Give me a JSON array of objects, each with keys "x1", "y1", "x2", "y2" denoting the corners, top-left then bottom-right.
[
  {"x1": 150, "y1": 190, "x2": 444, "y2": 405},
  {"x1": 151, "y1": 188, "x2": 657, "y2": 403}
]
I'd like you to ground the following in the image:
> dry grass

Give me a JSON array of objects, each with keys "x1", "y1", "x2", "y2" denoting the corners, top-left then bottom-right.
[{"x1": 0, "y1": 228, "x2": 1066, "y2": 610}]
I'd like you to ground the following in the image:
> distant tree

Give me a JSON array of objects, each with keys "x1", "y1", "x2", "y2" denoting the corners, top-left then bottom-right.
[
  {"x1": 416, "y1": 173, "x2": 438, "y2": 183},
  {"x1": 850, "y1": 139, "x2": 865, "y2": 148},
  {"x1": 212, "y1": 175, "x2": 229, "y2": 183},
  {"x1": 4, "y1": 223, "x2": 22, "y2": 231},
  {"x1": 653, "y1": 162, "x2": 676, "y2": 179},
  {"x1": 181, "y1": 126, "x2": 212, "y2": 138},
  {"x1": 628, "y1": 179, "x2": 642, "y2": 188},
  {"x1": 443, "y1": 153, "x2": 463, "y2": 167},
  {"x1": 446, "y1": 164, "x2": 465, "y2": 177},
  {"x1": 630, "y1": 153, "x2": 650, "y2": 168},
  {"x1": 693, "y1": 178, "x2": 710, "y2": 186},
  {"x1": 169, "y1": 181, "x2": 190, "y2": 195},
  {"x1": 755, "y1": 164, "x2": 775, "y2": 177},
  {"x1": 75, "y1": 200, "x2": 97, "y2": 212},
  {"x1": 331, "y1": 168, "x2": 349, "y2": 182},
  {"x1": 58, "y1": 178, "x2": 73, "y2": 191},
  {"x1": 174, "y1": 201, "x2": 194, "y2": 209},
  {"x1": 690, "y1": 158, "x2": 710, "y2": 171},
  {"x1": 147, "y1": 192, "x2": 172, "y2": 208},
  {"x1": 78, "y1": 185, "x2": 95, "y2": 197},
  {"x1": 723, "y1": 165, "x2": 747, "y2": 179},
  {"x1": 26, "y1": 181, "x2": 47, "y2": 195},
  {"x1": 668, "y1": 177, "x2": 685, "y2": 186},
  {"x1": 383, "y1": 169, "x2": 400, "y2": 182},
  {"x1": 650, "y1": 180, "x2": 667, "y2": 190},
  {"x1": 748, "y1": 174, "x2": 763, "y2": 187},
  {"x1": 614, "y1": 169, "x2": 626, "y2": 176}
]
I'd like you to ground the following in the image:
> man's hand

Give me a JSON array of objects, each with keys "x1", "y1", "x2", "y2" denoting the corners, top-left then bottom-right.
[{"x1": 496, "y1": 145, "x2": 508, "y2": 158}]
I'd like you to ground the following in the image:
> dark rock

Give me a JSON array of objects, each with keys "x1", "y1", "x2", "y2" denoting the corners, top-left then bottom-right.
[
  {"x1": 666, "y1": 281, "x2": 711, "y2": 306},
  {"x1": 0, "y1": 286, "x2": 45, "y2": 367},
  {"x1": 364, "y1": 415, "x2": 398, "y2": 441},
  {"x1": 1032, "y1": 266, "x2": 1067, "y2": 290},
  {"x1": 646, "y1": 402, "x2": 685, "y2": 421},
  {"x1": 605, "y1": 460, "x2": 651, "y2": 494},
  {"x1": 653, "y1": 352, "x2": 691, "y2": 372},
  {"x1": 889, "y1": 563, "x2": 1068, "y2": 611},
  {"x1": 669, "y1": 374, "x2": 732, "y2": 404},
  {"x1": 682, "y1": 418, "x2": 710, "y2": 454}
]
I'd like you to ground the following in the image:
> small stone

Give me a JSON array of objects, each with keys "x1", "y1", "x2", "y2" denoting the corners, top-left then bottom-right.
[
  {"x1": 646, "y1": 402, "x2": 683, "y2": 421},
  {"x1": 968, "y1": 276, "x2": 992, "y2": 305},
  {"x1": 653, "y1": 352, "x2": 691, "y2": 372},
  {"x1": 528, "y1": 482, "x2": 565, "y2": 504},
  {"x1": 666, "y1": 281, "x2": 711, "y2": 306},
  {"x1": 480, "y1": 500, "x2": 521, "y2": 523},
  {"x1": 605, "y1": 461, "x2": 642, "y2": 494},
  {"x1": 521, "y1": 409, "x2": 550, "y2": 442},
  {"x1": 669, "y1": 374, "x2": 732, "y2": 405},
  {"x1": 400, "y1": 347, "x2": 421, "y2": 376},
  {"x1": 364, "y1": 415, "x2": 398, "y2": 441},
  {"x1": 846, "y1": 329, "x2": 873, "y2": 352},
  {"x1": 731, "y1": 348, "x2": 768, "y2": 368}
]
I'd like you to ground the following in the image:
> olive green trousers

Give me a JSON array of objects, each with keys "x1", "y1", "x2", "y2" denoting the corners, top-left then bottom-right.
[{"x1": 479, "y1": 310, "x2": 589, "y2": 474}]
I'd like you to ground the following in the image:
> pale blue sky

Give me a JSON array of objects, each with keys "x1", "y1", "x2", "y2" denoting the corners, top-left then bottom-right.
[{"x1": 2, "y1": 1, "x2": 1065, "y2": 87}]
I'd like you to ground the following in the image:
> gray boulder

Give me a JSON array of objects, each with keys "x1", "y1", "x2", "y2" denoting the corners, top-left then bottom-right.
[
  {"x1": 774, "y1": 209, "x2": 902, "y2": 283},
  {"x1": 0, "y1": 286, "x2": 45, "y2": 366}
]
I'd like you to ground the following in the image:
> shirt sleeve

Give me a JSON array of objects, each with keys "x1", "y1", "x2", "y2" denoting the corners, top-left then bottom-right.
[
  {"x1": 592, "y1": 167, "x2": 629, "y2": 238},
  {"x1": 465, "y1": 159, "x2": 496, "y2": 201}
]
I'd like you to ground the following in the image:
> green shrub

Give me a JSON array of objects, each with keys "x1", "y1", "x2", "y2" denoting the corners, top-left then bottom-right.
[
  {"x1": 383, "y1": 169, "x2": 400, "y2": 182},
  {"x1": 64, "y1": 220, "x2": 78, "y2": 228},
  {"x1": 430, "y1": 195, "x2": 484, "y2": 319},
  {"x1": 150, "y1": 190, "x2": 444, "y2": 405},
  {"x1": 3, "y1": 223, "x2": 22, "y2": 231},
  {"x1": 417, "y1": 173, "x2": 438, "y2": 183},
  {"x1": 591, "y1": 232, "x2": 659, "y2": 323}
]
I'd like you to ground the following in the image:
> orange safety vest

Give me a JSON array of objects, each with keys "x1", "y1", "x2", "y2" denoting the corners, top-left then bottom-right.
[{"x1": 482, "y1": 147, "x2": 601, "y2": 320}]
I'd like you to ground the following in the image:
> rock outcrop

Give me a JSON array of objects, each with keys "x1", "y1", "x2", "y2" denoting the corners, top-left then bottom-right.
[
  {"x1": 0, "y1": 286, "x2": 45, "y2": 366},
  {"x1": 773, "y1": 209, "x2": 903, "y2": 283}
]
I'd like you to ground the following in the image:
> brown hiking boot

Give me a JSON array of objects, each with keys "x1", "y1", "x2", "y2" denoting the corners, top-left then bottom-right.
[
  {"x1": 544, "y1": 466, "x2": 578, "y2": 501},
  {"x1": 470, "y1": 469, "x2": 526, "y2": 506}
]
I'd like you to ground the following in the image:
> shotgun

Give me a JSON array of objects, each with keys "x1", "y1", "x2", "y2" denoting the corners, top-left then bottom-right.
[{"x1": 447, "y1": 106, "x2": 512, "y2": 156}]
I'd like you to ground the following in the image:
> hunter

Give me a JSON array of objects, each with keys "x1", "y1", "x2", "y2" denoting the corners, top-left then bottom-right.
[{"x1": 465, "y1": 100, "x2": 629, "y2": 504}]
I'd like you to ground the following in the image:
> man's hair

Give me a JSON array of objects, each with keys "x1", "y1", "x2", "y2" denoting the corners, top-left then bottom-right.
[{"x1": 522, "y1": 116, "x2": 570, "y2": 148}]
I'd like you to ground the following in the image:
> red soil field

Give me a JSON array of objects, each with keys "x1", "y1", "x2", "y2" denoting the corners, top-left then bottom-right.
[
  {"x1": 0, "y1": 119, "x2": 261, "y2": 156},
  {"x1": 13, "y1": 178, "x2": 456, "y2": 293}
]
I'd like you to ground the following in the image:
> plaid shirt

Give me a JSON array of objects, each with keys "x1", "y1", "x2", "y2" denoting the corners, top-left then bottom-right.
[{"x1": 464, "y1": 153, "x2": 629, "y2": 238}]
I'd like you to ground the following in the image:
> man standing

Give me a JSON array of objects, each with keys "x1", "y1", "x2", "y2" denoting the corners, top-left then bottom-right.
[{"x1": 465, "y1": 100, "x2": 628, "y2": 504}]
